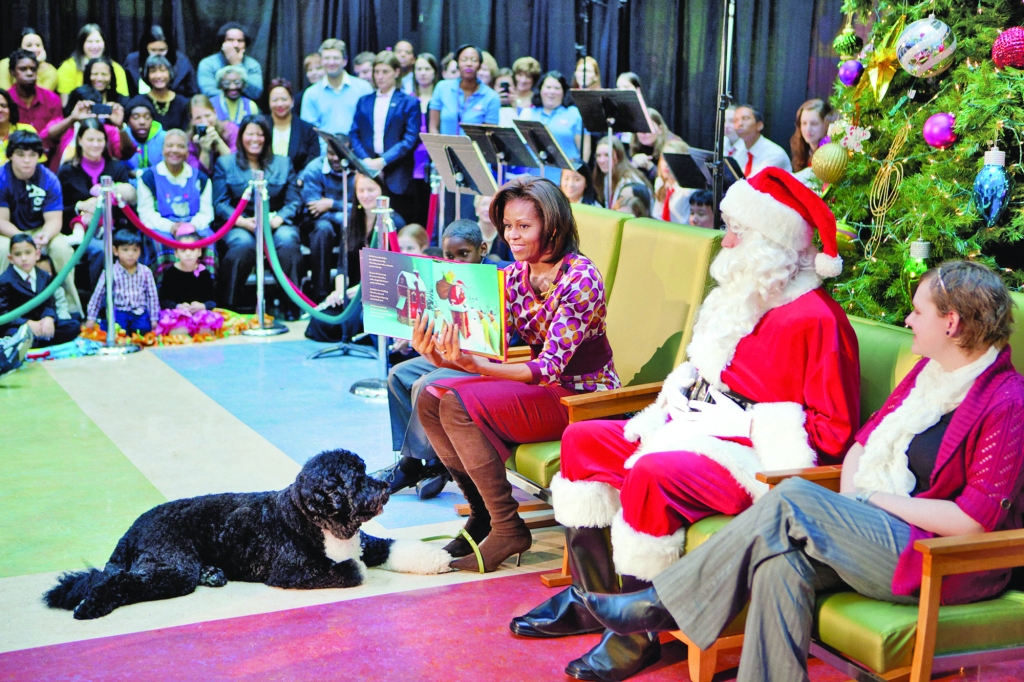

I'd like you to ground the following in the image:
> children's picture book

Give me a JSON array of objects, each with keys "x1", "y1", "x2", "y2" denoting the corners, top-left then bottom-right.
[{"x1": 359, "y1": 248, "x2": 507, "y2": 360}]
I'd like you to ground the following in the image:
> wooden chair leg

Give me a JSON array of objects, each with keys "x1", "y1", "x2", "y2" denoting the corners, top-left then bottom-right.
[
  {"x1": 541, "y1": 542, "x2": 572, "y2": 587},
  {"x1": 909, "y1": 556, "x2": 942, "y2": 682}
]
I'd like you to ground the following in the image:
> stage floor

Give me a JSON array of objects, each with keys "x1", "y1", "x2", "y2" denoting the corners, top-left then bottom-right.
[{"x1": 2, "y1": 327, "x2": 1022, "y2": 681}]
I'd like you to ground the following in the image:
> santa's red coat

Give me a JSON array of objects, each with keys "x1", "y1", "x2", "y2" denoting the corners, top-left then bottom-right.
[{"x1": 558, "y1": 287, "x2": 861, "y2": 540}]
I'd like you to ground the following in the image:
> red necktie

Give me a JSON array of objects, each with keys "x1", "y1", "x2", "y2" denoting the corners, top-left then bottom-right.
[
  {"x1": 662, "y1": 186, "x2": 674, "y2": 221},
  {"x1": 744, "y1": 151, "x2": 754, "y2": 177}
]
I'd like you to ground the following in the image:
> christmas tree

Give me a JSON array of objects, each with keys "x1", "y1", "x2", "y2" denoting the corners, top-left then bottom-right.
[{"x1": 823, "y1": 0, "x2": 1024, "y2": 323}]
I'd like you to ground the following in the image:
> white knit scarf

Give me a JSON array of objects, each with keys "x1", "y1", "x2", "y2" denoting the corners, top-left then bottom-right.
[{"x1": 853, "y1": 346, "x2": 998, "y2": 496}]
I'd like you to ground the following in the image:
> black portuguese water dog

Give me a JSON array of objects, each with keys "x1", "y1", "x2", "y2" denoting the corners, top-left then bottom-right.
[{"x1": 45, "y1": 449, "x2": 451, "y2": 619}]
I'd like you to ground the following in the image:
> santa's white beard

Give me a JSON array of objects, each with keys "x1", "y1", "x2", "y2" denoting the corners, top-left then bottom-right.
[{"x1": 687, "y1": 231, "x2": 817, "y2": 384}]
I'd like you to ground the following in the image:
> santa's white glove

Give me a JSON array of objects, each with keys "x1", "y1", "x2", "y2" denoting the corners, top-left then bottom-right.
[{"x1": 673, "y1": 389, "x2": 752, "y2": 439}]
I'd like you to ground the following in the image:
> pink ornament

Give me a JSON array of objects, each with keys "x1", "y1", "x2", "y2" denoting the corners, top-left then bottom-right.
[
  {"x1": 838, "y1": 60, "x2": 864, "y2": 87},
  {"x1": 922, "y1": 112, "x2": 956, "y2": 149},
  {"x1": 993, "y1": 27, "x2": 1024, "y2": 69}
]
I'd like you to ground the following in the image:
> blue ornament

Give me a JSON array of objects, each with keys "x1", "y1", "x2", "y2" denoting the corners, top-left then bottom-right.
[{"x1": 973, "y1": 146, "x2": 1012, "y2": 227}]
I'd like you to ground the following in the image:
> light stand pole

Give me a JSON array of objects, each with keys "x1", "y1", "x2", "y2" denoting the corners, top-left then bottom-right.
[
  {"x1": 711, "y1": 0, "x2": 737, "y2": 224},
  {"x1": 242, "y1": 170, "x2": 288, "y2": 337},
  {"x1": 349, "y1": 196, "x2": 395, "y2": 399},
  {"x1": 97, "y1": 175, "x2": 138, "y2": 356},
  {"x1": 604, "y1": 119, "x2": 614, "y2": 208}
]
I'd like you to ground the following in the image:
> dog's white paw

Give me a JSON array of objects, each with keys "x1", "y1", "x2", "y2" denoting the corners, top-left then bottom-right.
[{"x1": 382, "y1": 539, "x2": 454, "y2": 574}]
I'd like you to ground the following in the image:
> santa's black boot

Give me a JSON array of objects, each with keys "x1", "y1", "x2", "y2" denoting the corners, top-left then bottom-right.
[{"x1": 509, "y1": 525, "x2": 617, "y2": 638}]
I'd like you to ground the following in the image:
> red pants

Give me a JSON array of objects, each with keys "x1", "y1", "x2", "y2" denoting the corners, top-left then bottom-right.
[{"x1": 560, "y1": 420, "x2": 753, "y2": 536}]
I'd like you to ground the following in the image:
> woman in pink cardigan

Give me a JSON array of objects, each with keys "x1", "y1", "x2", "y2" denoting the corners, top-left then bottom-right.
[{"x1": 576, "y1": 260, "x2": 1024, "y2": 682}]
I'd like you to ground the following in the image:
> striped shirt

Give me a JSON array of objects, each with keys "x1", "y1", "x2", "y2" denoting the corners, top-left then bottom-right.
[{"x1": 87, "y1": 262, "x2": 160, "y2": 325}]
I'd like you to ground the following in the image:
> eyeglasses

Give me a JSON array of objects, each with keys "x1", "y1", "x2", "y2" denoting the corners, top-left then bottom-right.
[{"x1": 221, "y1": 79, "x2": 244, "y2": 87}]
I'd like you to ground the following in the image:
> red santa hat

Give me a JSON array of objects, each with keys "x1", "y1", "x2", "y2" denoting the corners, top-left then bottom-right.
[{"x1": 718, "y1": 167, "x2": 843, "y2": 278}]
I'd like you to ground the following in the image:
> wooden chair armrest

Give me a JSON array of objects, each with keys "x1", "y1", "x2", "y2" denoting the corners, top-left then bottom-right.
[
  {"x1": 559, "y1": 382, "x2": 663, "y2": 423},
  {"x1": 506, "y1": 346, "x2": 532, "y2": 363},
  {"x1": 909, "y1": 529, "x2": 1024, "y2": 681},
  {"x1": 756, "y1": 466, "x2": 843, "y2": 491}
]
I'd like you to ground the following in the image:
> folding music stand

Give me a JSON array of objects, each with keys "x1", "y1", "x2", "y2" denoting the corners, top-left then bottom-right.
[
  {"x1": 420, "y1": 134, "x2": 499, "y2": 221},
  {"x1": 460, "y1": 123, "x2": 537, "y2": 187},
  {"x1": 662, "y1": 152, "x2": 713, "y2": 191},
  {"x1": 513, "y1": 120, "x2": 581, "y2": 177},
  {"x1": 572, "y1": 89, "x2": 654, "y2": 208}
]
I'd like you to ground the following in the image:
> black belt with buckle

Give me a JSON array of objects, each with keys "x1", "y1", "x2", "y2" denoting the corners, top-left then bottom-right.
[{"x1": 687, "y1": 376, "x2": 758, "y2": 410}]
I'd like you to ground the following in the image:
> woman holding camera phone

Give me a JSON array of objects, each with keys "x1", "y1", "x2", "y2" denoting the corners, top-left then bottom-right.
[{"x1": 186, "y1": 94, "x2": 237, "y2": 176}]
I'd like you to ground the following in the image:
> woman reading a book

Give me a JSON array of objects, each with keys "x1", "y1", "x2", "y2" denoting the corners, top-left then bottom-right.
[{"x1": 412, "y1": 176, "x2": 620, "y2": 573}]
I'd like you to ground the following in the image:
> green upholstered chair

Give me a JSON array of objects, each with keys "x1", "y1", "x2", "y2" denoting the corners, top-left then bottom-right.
[{"x1": 676, "y1": 308, "x2": 1024, "y2": 682}]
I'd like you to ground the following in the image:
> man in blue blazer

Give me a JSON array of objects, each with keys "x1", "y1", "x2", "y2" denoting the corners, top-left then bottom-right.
[{"x1": 348, "y1": 52, "x2": 421, "y2": 225}]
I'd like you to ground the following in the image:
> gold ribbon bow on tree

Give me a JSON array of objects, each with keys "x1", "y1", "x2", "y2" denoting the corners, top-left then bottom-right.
[{"x1": 856, "y1": 15, "x2": 907, "y2": 103}]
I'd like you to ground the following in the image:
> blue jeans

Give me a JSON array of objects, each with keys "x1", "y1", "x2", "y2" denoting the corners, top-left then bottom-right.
[{"x1": 100, "y1": 310, "x2": 153, "y2": 335}]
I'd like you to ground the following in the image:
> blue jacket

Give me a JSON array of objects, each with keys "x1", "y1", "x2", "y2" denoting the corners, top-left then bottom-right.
[{"x1": 349, "y1": 90, "x2": 421, "y2": 196}]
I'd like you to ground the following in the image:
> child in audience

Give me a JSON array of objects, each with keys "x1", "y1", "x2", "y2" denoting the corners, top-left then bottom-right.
[
  {"x1": 156, "y1": 227, "x2": 221, "y2": 336},
  {"x1": 687, "y1": 189, "x2": 715, "y2": 228},
  {"x1": 124, "y1": 97, "x2": 165, "y2": 179},
  {"x1": 85, "y1": 228, "x2": 159, "y2": 334},
  {"x1": 0, "y1": 233, "x2": 80, "y2": 347},
  {"x1": 397, "y1": 224, "x2": 429, "y2": 255}
]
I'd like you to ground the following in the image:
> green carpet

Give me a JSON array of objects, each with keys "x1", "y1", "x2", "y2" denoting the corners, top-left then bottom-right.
[{"x1": 0, "y1": 365, "x2": 165, "y2": 578}]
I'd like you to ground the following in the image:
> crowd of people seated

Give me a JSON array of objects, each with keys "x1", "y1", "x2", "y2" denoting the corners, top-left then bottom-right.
[{"x1": 3, "y1": 23, "x2": 1019, "y2": 682}]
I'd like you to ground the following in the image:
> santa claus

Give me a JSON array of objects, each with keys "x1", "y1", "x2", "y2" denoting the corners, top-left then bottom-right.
[{"x1": 509, "y1": 167, "x2": 862, "y2": 681}]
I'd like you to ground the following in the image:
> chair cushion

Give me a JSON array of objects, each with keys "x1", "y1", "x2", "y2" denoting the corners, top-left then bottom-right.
[
  {"x1": 572, "y1": 204, "x2": 626, "y2": 299},
  {"x1": 815, "y1": 589, "x2": 1024, "y2": 673},
  {"x1": 848, "y1": 316, "x2": 919, "y2": 423},
  {"x1": 511, "y1": 440, "x2": 562, "y2": 488},
  {"x1": 685, "y1": 514, "x2": 735, "y2": 553}
]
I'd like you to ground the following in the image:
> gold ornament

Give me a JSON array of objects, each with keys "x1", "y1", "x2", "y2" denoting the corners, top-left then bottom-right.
[
  {"x1": 856, "y1": 15, "x2": 907, "y2": 103},
  {"x1": 811, "y1": 142, "x2": 850, "y2": 185},
  {"x1": 866, "y1": 126, "x2": 909, "y2": 257}
]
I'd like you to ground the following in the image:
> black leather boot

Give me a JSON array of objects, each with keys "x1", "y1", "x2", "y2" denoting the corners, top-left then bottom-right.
[
  {"x1": 564, "y1": 577, "x2": 662, "y2": 681},
  {"x1": 509, "y1": 525, "x2": 616, "y2": 638},
  {"x1": 415, "y1": 459, "x2": 451, "y2": 500},
  {"x1": 582, "y1": 585, "x2": 677, "y2": 635}
]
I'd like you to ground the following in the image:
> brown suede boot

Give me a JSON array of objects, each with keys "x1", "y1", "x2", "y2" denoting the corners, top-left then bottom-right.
[{"x1": 436, "y1": 393, "x2": 532, "y2": 572}]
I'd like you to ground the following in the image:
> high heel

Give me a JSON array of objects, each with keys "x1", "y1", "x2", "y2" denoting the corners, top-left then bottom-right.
[{"x1": 449, "y1": 527, "x2": 532, "y2": 573}]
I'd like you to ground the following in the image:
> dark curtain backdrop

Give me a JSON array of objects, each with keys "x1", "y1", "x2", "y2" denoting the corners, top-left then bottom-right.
[{"x1": 2, "y1": 0, "x2": 841, "y2": 150}]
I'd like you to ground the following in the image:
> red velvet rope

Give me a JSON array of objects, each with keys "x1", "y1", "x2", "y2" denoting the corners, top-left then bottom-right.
[{"x1": 118, "y1": 191, "x2": 251, "y2": 249}]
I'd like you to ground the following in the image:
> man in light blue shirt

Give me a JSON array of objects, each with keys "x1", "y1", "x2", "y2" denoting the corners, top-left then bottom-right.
[
  {"x1": 300, "y1": 39, "x2": 374, "y2": 147},
  {"x1": 428, "y1": 45, "x2": 500, "y2": 135}
]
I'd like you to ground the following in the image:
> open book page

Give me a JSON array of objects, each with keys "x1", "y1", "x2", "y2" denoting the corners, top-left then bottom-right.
[{"x1": 359, "y1": 248, "x2": 507, "y2": 360}]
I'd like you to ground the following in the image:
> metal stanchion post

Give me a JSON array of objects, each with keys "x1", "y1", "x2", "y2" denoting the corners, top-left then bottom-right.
[
  {"x1": 97, "y1": 175, "x2": 138, "y2": 356},
  {"x1": 350, "y1": 196, "x2": 395, "y2": 399},
  {"x1": 243, "y1": 170, "x2": 287, "y2": 337}
]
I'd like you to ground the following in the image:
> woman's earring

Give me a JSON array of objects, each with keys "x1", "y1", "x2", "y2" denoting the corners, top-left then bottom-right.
[{"x1": 945, "y1": 330, "x2": 950, "y2": 336}]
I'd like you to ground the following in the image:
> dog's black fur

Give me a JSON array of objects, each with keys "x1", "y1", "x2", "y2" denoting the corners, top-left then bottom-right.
[{"x1": 45, "y1": 449, "x2": 402, "y2": 619}]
